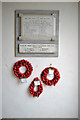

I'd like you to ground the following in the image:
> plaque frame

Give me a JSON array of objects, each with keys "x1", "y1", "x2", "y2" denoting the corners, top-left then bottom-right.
[{"x1": 15, "y1": 10, "x2": 59, "y2": 57}]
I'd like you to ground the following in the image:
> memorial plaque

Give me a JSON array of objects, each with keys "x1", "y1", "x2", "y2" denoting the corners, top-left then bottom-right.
[
  {"x1": 16, "y1": 10, "x2": 59, "y2": 57},
  {"x1": 19, "y1": 44, "x2": 57, "y2": 53},
  {"x1": 19, "y1": 14, "x2": 56, "y2": 41}
]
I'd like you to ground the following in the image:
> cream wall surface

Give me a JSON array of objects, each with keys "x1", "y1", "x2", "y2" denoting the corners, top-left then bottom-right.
[
  {"x1": 0, "y1": 1, "x2": 2, "y2": 119},
  {"x1": 2, "y1": 2, "x2": 78, "y2": 118},
  {"x1": 2, "y1": 0, "x2": 80, "y2": 2},
  {"x1": 78, "y1": 1, "x2": 80, "y2": 119}
]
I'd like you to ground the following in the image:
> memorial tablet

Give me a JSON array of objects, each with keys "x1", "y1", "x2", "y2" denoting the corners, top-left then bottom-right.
[
  {"x1": 19, "y1": 44, "x2": 57, "y2": 53},
  {"x1": 16, "y1": 10, "x2": 59, "y2": 57},
  {"x1": 19, "y1": 14, "x2": 56, "y2": 41}
]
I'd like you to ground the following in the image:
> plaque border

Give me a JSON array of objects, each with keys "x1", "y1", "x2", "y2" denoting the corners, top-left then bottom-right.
[{"x1": 15, "y1": 10, "x2": 59, "y2": 57}]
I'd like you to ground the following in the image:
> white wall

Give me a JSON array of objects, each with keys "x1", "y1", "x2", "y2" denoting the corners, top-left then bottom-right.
[
  {"x1": 2, "y1": 0, "x2": 80, "y2": 2},
  {"x1": 2, "y1": 2, "x2": 78, "y2": 118},
  {"x1": 0, "y1": 1, "x2": 2, "y2": 119},
  {"x1": 78, "y1": 1, "x2": 80, "y2": 119}
]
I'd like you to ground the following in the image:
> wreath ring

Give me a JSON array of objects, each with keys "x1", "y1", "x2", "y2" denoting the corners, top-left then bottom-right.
[
  {"x1": 13, "y1": 59, "x2": 33, "y2": 79},
  {"x1": 29, "y1": 77, "x2": 43, "y2": 97},
  {"x1": 41, "y1": 67, "x2": 60, "y2": 86}
]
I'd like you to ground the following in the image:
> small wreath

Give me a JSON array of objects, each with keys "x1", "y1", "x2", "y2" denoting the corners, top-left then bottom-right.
[
  {"x1": 13, "y1": 59, "x2": 33, "y2": 79},
  {"x1": 29, "y1": 77, "x2": 43, "y2": 97},
  {"x1": 41, "y1": 67, "x2": 60, "y2": 86}
]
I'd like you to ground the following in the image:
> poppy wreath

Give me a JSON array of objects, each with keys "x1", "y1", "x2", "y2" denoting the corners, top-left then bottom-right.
[
  {"x1": 29, "y1": 77, "x2": 43, "y2": 97},
  {"x1": 41, "y1": 67, "x2": 60, "y2": 86},
  {"x1": 13, "y1": 59, "x2": 33, "y2": 79}
]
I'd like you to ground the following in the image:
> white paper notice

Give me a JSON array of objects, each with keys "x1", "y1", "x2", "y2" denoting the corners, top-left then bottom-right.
[
  {"x1": 49, "y1": 69, "x2": 54, "y2": 75},
  {"x1": 47, "y1": 74, "x2": 54, "y2": 80},
  {"x1": 47, "y1": 69, "x2": 54, "y2": 80},
  {"x1": 20, "y1": 14, "x2": 56, "y2": 40},
  {"x1": 34, "y1": 81, "x2": 40, "y2": 86},
  {"x1": 19, "y1": 44, "x2": 57, "y2": 54},
  {"x1": 21, "y1": 78, "x2": 27, "y2": 83}
]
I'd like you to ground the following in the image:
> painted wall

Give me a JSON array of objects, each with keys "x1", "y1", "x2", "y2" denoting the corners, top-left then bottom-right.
[
  {"x1": 0, "y1": 1, "x2": 2, "y2": 119},
  {"x1": 78, "y1": 1, "x2": 80, "y2": 119},
  {"x1": 2, "y1": 2, "x2": 78, "y2": 118},
  {"x1": 2, "y1": 0, "x2": 80, "y2": 2}
]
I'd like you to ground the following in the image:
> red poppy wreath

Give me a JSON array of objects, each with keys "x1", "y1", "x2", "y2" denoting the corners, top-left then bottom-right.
[
  {"x1": 41, "y1": 67, "x2": 60, "y2": 86},
  {"x1": 13, "y1": 59, "x2": 33, "y2": 79},
  {"x1": 29, "y1": 77, "x2": 43, "y2": 97}
]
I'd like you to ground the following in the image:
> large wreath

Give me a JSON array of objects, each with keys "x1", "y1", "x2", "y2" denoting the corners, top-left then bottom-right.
[
  {"x1": 29, "y1": 77, "x2": 43, "y2": 97},
  {"x1": 13, "y1": 59, "x2": 33, "y2": 79},
  {"x1": 41, "y1": 67, "x2": 60, "y2": 86}
]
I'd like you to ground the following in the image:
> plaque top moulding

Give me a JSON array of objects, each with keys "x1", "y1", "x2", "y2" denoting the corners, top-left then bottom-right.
[{"x1": 15, "y1": 10, "x2": 59, "y2": 57}]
